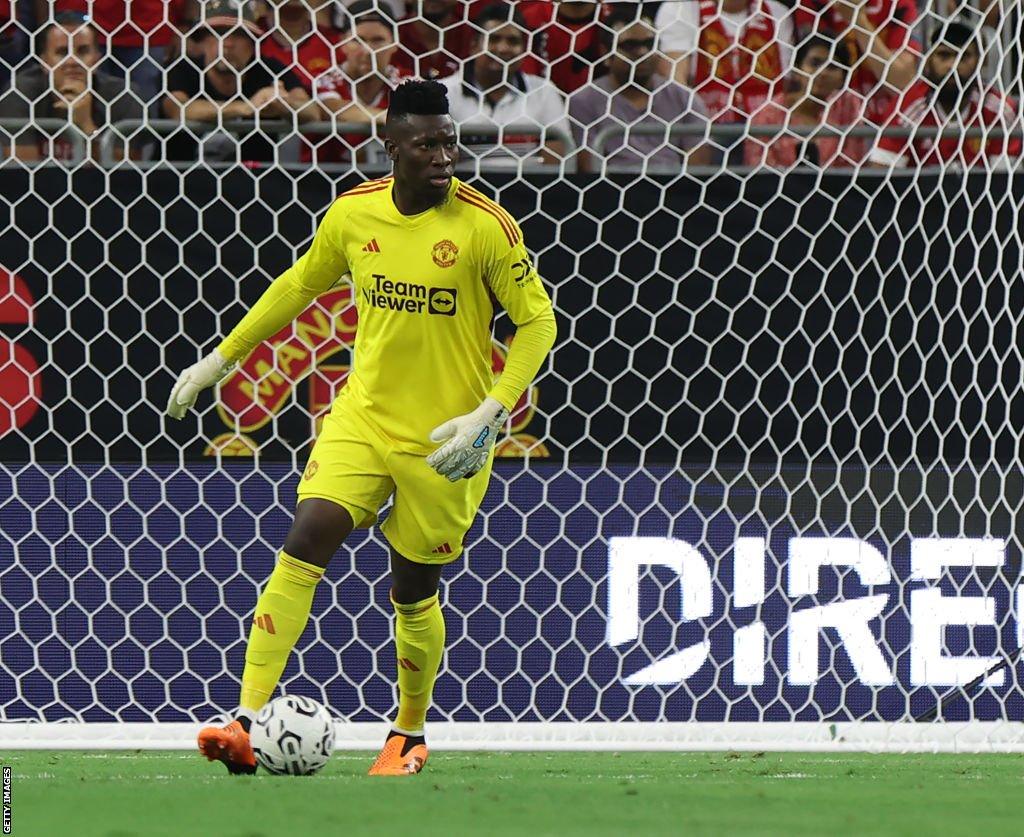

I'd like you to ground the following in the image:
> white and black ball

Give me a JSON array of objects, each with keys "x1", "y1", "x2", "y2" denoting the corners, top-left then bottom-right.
[{"x1": 250, "y1": 695, "x2": 335, "y2": 775}]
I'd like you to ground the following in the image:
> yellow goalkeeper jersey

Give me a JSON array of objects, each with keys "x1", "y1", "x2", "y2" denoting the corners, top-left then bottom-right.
[{"x1": 218, "y1": 176, "x2": 556, "y2": 454}]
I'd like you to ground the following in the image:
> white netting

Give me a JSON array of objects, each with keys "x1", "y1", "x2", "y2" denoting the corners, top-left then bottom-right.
[{"x1": 1, "y1": 0, "x2": 1024, "y2": 748}]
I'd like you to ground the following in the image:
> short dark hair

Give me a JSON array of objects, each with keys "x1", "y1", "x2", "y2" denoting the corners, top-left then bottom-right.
[
  {"x1": 794, "y1": 35, "x2": 851, "y2": 69},
  {"x1": 341, "y1": 0, "x2": 397, "y2": 33},
  {"x1": 385, "y1": 79, "x2": 450, "y2": 131},
  {"x1": 35, "y1": 11, "x2": 101, "y2": 58},
  {"x1": 473, "y1": 3, "x2": 528, "y2": 33},
  {"x1": 600, "y1": 10, "x2": 653, "y2": 51},
  {"x1": 930, "y1": 19, "x2": 981, "y2": 54}
]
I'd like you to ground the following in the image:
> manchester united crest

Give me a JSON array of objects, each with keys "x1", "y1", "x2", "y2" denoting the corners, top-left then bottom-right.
[
  {"x1": 303, "y1": 460, "x2": 319, "y2": 480},
  {"x1": 432, "y1": 239, "x2": 459, "y2": 268}
]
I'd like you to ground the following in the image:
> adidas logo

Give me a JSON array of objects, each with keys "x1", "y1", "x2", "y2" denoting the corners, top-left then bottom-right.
[
  {"x1": 362, "y1": 238, "x2": 381, "y2": 253},
  {"x1": 397, "y1": 657, "x2": 421, "y2": 671},
  {"x1": 253, "y1": 613, "x2": 276, "y2": 634},
  {"x1": 431, "y1": 542, "x2": 452, "y2": 555}
]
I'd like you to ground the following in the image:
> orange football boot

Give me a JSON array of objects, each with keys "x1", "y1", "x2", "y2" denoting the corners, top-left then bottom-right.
[
  {"x1": 367, "y1": 732, "x2": 429, "y2": 776},
  {"x1": 197, "y1": 720, "x2": 258, "y2": 775}
]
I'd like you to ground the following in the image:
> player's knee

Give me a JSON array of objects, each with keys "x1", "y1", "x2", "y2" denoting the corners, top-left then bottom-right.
[
  {"x1": 390, "y1": 550, "x2": 443, "y2": 604},
  {"x1": 283, "y1": 499, "x2": 355, "y2": 568}
]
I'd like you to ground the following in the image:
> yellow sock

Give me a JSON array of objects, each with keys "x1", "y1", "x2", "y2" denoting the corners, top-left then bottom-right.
[
  {"x1": 239, "y1": 551, "x2": 324, "y2": 713},
  {"x1": 392, "y1": 592, "x2": 445, "y2": 735}
]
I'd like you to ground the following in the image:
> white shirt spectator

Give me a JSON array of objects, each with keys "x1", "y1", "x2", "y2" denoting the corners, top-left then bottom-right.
[
  {"x1": 441, "y1": 67, "x2": 571, "y2": 167},
  {"x1": 654, "y1": 0, "x2": 796, "y2": 79}
]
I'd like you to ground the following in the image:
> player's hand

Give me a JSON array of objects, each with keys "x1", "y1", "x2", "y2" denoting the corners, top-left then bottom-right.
[
  {"x1": 250, "y1": 83, "x2": 288, "y2": 117},
  {"x1": 427, "y1": 397, "x2": 509, "y2": 482},
  {"x1": 166, "y1": 348, "x2": 237, "y2": 420}
]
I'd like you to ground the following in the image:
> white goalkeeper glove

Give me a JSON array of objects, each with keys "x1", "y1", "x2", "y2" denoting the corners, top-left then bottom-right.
[
  {"x1": 426, "y1": 397, "x2": 509, "y2": 481},
  {"x1": 166, "y1": 348, "x2": 237, "y2": 420}
]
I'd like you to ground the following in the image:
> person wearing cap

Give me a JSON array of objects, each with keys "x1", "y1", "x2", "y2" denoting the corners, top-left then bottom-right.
[{"x1": 161, "y1": 0, "x2": 314, "y2": 162}]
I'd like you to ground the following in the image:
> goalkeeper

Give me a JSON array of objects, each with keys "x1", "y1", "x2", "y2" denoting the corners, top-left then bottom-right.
[{"x1": 166, "y1": 79, "x2": 556, "y2": 776}]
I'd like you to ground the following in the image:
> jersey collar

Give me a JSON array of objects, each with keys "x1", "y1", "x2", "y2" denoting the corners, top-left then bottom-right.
[{"x1": 382, "y1": 177, "x2": 459, "y2": 226}]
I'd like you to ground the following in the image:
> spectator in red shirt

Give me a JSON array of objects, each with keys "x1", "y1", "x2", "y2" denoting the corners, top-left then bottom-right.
[
  {"x1": 393, "y1": 0, "x2": 476, "y2": 79},
  {"x1": 745, "y1": 37, "x2": 866, "y2": 169},
  {"x1": 310, "y1": 2, "x2": 404, "y2": 163},
  {"x1": 518, "y1": 1, "x2": 611, "y2": 94},
  {"x1": 795, "y1": 0, "x2": 919, "y2": 123},
  {"x1": 53, "y1": 0, "x2": 194, "y2": 108},
  {"x1": 655, "y1": 0, "x2": 794, "y2": 125},
  {"x1": 258, "y1": 0, "x2": 341, "y2": 93},
  {"x1": 870, "y1": 20, "x2": 1020, "y2": 169}
]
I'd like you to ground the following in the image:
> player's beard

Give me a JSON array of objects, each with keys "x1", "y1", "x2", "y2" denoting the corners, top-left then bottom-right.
[
  {"x1": 934, "y1": 73, "x2": 977, "y2": 113},
  {"x1": 626, "y1": 59, "x2": 655, "y2": 90},
  {"x1": 927, "y1": 62, "x2": 978, "y2": 113}
]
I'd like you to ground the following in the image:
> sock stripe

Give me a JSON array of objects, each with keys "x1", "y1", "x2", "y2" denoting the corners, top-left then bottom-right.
[
  {"x1": 391, "y1": 592, "x2": 439, "y2": 614},
  {"x1": 278, "y1": 551, "x2": 325, "y2": 582}
]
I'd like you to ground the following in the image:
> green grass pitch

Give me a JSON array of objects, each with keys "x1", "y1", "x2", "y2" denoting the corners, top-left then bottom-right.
[{"x1": 4, "y1": 750, "x2": 1023, "y2": 836}]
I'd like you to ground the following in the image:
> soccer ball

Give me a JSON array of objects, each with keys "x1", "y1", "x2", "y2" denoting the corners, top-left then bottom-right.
[{"x1": 250, "y1": 695, "x2": 335, "y2": 775}]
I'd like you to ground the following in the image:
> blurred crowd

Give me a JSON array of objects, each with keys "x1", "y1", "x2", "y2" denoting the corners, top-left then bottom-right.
[{"x1": 0, "y1": 0, "x2": 1019, "y2": 171}]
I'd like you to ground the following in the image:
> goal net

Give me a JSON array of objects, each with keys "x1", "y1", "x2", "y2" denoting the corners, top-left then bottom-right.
[{"x1": 2, "y1": 1, "x2": 1024, "y2": 751}]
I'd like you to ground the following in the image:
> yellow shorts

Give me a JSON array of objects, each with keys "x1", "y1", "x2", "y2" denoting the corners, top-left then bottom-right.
[{"x1": 296, "y1": 395, "x2": 494, "y2": 564}]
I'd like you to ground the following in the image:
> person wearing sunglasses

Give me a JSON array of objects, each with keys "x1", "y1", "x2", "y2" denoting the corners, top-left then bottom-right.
[
  {"x1": 744, "y1": 36, "x2": 866, "y2": 169},
  {"x1": 568, "y1": 11, "x2": 710, "y2": 173}
]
